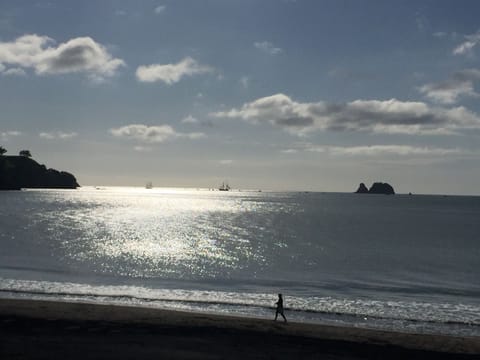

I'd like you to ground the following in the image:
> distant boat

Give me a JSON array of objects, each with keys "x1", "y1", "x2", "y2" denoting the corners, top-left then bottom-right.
[
  {"x1": 218, "y1": 181, "x2": 230, "y2": 191},
  {"x1": 146, "y1": 182, "x2": 153, "y2": 189}
]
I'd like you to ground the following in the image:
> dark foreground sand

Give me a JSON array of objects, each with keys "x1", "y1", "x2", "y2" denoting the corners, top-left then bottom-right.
[{"x1": 0, "y1": 298, "x2": 479, "y2": 359}]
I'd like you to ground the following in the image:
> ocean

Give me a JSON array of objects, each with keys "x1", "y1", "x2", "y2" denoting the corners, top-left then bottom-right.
[{"x1": 0, "y1": 187, "x2": 479, "y2": 336}]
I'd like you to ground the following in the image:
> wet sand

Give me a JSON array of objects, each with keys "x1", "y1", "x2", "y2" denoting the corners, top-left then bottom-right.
[{"x1": 0, "y1": 298, "x2": 478, "y2": 359}]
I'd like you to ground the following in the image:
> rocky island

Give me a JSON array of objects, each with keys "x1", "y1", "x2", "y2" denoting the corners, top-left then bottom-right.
[
  {"x1": 355, "y1": 182, "x2": 395, "y2": 195},
  {"x1": 0, "y1": 155, "x2": 79, "y2": 190}
]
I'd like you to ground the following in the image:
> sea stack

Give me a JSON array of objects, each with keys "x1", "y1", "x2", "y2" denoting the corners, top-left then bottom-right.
[
  {"x1": 355, "y1": 182, "x2": 395, "y2": 195},
  {"x1": 355, "y1": 183, "x2": 369, "y2": 194}
]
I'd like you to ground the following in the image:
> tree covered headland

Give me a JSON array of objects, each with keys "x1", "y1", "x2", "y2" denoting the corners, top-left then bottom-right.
[{"x1": 0, "y1": 148, "x2": 79, "y2": 190}]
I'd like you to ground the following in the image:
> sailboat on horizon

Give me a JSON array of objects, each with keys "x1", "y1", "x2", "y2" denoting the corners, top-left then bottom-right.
[{"x1": 218, "y1": 181, "x2": 231, "y2": 191}]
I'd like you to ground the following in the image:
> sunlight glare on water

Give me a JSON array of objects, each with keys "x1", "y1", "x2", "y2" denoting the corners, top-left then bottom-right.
[{"x1": 42, "y1": 187, "x2": 276, "y2": 279}]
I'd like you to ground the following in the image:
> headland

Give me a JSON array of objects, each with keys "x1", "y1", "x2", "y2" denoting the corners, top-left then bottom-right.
[{"x1": 0, "y1": 155, "x2": 79, "y2": 190}]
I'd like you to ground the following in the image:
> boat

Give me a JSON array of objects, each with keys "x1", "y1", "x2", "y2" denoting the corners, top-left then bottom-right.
[
  {"x1": 218, "y1": 181, "x2": 230, "y2": 191},
  {"x1": 146, "y1": 181, "x2": 153, "y2": 189}
]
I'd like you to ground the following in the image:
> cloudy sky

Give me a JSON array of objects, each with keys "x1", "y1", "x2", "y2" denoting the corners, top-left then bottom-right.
[{"x1": 1, "y1": 0, "x2": 480, "y2": 194}]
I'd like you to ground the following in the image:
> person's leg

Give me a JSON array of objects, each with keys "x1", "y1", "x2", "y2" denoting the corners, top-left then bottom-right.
[
  {"x1": 281, "y1": 313, "x2": 287, "y2": 322},
  {"x1": 274, "y1": 310, "x2": 278, "y2": 321}
]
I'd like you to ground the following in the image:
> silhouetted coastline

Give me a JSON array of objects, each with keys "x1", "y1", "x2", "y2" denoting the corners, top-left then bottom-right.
[{"x1": 0, "y1": 155, "x2": 79, "y2": 190}]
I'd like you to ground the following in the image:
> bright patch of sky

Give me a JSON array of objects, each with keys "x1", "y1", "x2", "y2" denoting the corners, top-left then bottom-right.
[{"x1": 1, "y1": 0, "x2": 480, "y2": 194}]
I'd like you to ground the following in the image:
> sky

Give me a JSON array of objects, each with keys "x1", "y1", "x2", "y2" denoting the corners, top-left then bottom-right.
[{"x1": 1, "y1": 0, "x2": 480, "y2": 194}]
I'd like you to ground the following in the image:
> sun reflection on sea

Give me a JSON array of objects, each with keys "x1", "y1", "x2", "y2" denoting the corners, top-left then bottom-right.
[{"x1": 39, "y1": 187, "x2": 285, "y2": 279}]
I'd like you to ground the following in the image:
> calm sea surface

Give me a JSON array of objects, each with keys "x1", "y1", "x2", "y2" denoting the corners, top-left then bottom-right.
[{"x1": 0, "y1": 187, "x2": 479, "y2": 336}]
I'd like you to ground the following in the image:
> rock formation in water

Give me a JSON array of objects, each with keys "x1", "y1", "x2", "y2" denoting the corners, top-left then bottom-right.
[
  {"x1": 355, "y1": 183, "x2": 369, "y2": 193},
  {"x1": 0, "y1": 156, "x2": 79, "y2": 190},
  {"x1": 355, "y1": 182, "x2": 395, "y2": 195},
  {"x1": 369, "y1": 182, "x2": 395, "y2": 195}
]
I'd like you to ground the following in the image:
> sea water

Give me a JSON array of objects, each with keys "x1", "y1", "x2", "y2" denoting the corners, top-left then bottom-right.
[{"x1": 0, "y1": 187, "x2": 479, "y2": 336}]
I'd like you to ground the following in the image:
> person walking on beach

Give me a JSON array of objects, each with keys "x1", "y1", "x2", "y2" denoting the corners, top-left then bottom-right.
[{"x1": 274, "y1": 293, "x2": 287, "y2": 322}]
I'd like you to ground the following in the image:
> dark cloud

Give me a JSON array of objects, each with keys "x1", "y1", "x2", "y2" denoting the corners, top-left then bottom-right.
[{"x1": 275, "y1": 117, "x2": 314, "y2": 127}]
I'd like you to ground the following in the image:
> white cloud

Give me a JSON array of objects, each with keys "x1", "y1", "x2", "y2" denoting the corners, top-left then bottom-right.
[
  {"x1": 182, "y1": 114, "x2": 214, "y2": 128},
  {"x1": 433, "y1": 31, "x2": 447, "y2": 38},
  {"x1": 453, "y1": 30, "x2": 480, "y2": 55},
  {"x1": 181, "y1": 115, "x2": 199, "y2": 124},
  {"x1": 39, "y1": 131, "x2": 77, "y2": 140},
  {"x1": 219, "y1": 159, "x2": 233, "y2": 165},
  {"x1": 419, "y1": 69, "x2": 480, "y2": 104},
  {"x1": 419, "y1": 81, "x2": 475, "y2": 104},
  {"x1": 0, "y1": 130, "x2": 21, "y2": 141},
  {"x1": 281, "y1": 149, "x2": 299, "y2": 154},
  {"x1": 114, "y1": 10, "x2": 127, "y2": 16},
  {"x1": 0, "y1": 34, "x2": 125, "y2": 80},
  {"x1": 212, "y1": 93, "x2": 480, "y2": 136},
  {"x1": 136, "y1": 57, "x2": 213, "y2": 84},
  {"x1": 2, "y1": 67, "x2": 26, "y2": 76},
  {"x1": 154, "y1": 5, "x2": 166, "y2": 14},
  {"x1": 254, "y1": 41, "x2": 283, "y2": 55},
  {"x1": 133, "y1": 145, "x2": 152, "y2": 152},
  {"x1": 110, "y1": 124, "x2": 205, "y2": 143}
]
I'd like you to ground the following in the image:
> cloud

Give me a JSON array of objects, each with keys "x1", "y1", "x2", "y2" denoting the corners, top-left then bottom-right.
[
  {"x1": 419, "y1": 80, "x2": 475, "y2": 105},
  {"x1": 136, "y1": 57, "x2": 213, "y2": 84},
  {"x1": 219, "y1": 159, "x2": 233, "y2": 165},
  {"x1": 433, "y1": 31, "x2": 448, "y2": 38},
  {"x1": 283, "y1": 142, "x2": 468, "y2": 158},
  {"x1": 419, "y1": 69, "x2": 480, "y2": 104},
  {"x1": 0, "y1": 34, "x2": 125, "y2": 80},
  {"x1": 1, "y1": 67, "x2": 26, "y2": 76},
  {"x1": 254, "y1": 41, "x2": 283, "y2": 55},
  {"x1": 453, "y1": 30, "x2": 480, "y2": 56},
  {"x1": 110, "y1": 124, "x2": 205, "y2": 143},
  {"x1": 240, "y1": 76, "x2": 249, "y2": 88},
  {"x1": 414, "y1": 11, "x2": 430, "y2": 33},
  {"x1": 281, "y1": 149, "x2": 299, "y2": 154},
  {"x1": 0, "y1": 130, "x2": 21, "y2": 141},
  {"x1": 39, "y1": 131, "x2": 77, "y2": 140},
  {"x1": 305, "y1": 144, "x2": 464, "y2": 157},
  {"x1": 212, "y1": 93, "x2": 480, "y2": 136},
  {"x1": 181, "y1": 115, "x2": 213, "y2": 127},
  {"x1": 154, "y1": 5, "x2": 166, "y2": 14},
  {"x1": 133, "y1": 145, "x2": 152, "y2": 152},
  {"x1": 181, "y1": 115, "x2": 199, "y2": 124}
]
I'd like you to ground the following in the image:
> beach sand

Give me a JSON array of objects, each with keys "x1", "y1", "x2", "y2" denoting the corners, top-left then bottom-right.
[{"x1": 0, "y1": 298, "x2": 478, "y2": 359}]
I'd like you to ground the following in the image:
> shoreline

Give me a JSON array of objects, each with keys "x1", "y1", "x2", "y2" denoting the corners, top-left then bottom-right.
[{"x1": 1, "y1": 298, "x2": 479, "y2": 359}]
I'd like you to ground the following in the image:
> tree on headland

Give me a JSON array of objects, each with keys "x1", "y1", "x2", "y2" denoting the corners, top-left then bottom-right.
[
  {"x1": 19, "y1": 150, "x2": 32, "y2": 157},
  {"x1": 0, "y1": 146, "x2": 6, "y2": 155}
]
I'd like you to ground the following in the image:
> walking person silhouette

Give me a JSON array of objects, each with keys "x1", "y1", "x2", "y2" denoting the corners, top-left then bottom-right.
[{"x1": 274, "y1": 293, "x2": 287, "y2": 322}]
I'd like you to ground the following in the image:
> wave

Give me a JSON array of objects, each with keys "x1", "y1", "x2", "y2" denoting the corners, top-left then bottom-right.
[
  {"x1": 1, "y1": 278, "x2": 479, "y2": 331},
  {"x1": 2, "y1": 265, "x2": 479, "y2": 301}
]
